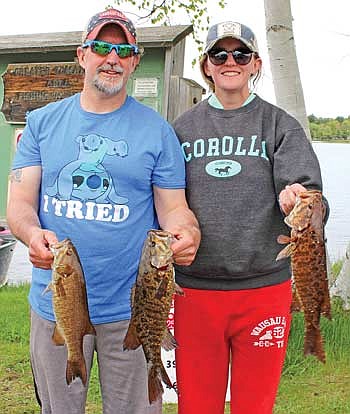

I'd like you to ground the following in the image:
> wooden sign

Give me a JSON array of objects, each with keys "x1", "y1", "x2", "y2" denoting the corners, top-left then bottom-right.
[{"x1": 1, "y1": 62, "x2": 84, "y2": 123}]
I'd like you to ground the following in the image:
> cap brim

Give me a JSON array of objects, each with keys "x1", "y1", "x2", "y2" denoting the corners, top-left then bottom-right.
[
  {"x1": 205, "y1": 35, "x2": 257, "y2": 53},
  {"x1": 86, "y1": 20, "x2": 136, "y2": 44}
]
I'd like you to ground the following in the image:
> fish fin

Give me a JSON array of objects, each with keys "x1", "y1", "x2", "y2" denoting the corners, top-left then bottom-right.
[
  {"x1": 175, "y1": 283, "x2": 185, "y2": 296},
  {"x1": 56, "y1": 278, "x2": 66, "y2": 297},
  {"x1": 52, "y1": 325, "x2": 65, "y2": 346},
  {"x1": 277, "y1": 234, "x2": 291, "y2": 245},
  {"x1": 161, "y1": 329, "x2": 178, "y2": 351},
  {"x1": 304, "y1": 323, "x2": 326, "y2": 363},
  {"x1": 130, "y1": 285, "x2": 136, "y2": 307},
  {"x1": 276, "y1": 243, "x2": 295, "y2": 260},
  {"x1": 160, "y1": 363, "x2": 175, "y2": 391},
  {"x1": 123, "y1": 322, "x2": 141, "y2": 350},
  {"x1": 42, "y1": 282, "x2": 53, "y2": 295},
  {"x1": 155, "y1": 278, "x2": 168, "y2": 300},
  {"x1": 66, "y1": 357, "x2": 87, "y2": 386},
  {"x1": 85, "y1": 321, "x2": 96, "y2": 336},
  {"x1": 47, "y1": 277, "x2": 65, "y2": 297},
  {"x1": 148, "y1": 366, "x2": 164, "y2": 404}
]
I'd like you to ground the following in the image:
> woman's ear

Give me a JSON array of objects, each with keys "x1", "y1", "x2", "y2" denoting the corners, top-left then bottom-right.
[
  {"x1": 252, "y1": 55, "x2": 262, "y2": 76},
  {"x1": 203, "y1": 58, "x2": 211, "y2": 78}
]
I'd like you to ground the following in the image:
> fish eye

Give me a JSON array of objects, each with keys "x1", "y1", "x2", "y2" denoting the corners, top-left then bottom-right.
[
  {"x1": 151, "y1": 241, "x2": 156, "y2": 247},
  {"x1": 66, "y1": 248, "x2": 73, "y2": 256}
]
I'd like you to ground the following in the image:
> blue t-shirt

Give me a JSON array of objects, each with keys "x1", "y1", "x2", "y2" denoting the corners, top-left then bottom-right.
[{"x1": 13, "y1": 94, "x2": 185, "y2": 324}]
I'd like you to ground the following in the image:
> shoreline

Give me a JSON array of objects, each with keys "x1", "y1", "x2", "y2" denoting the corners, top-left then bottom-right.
[{"x1": 312, "y1": 139, "x2": 350, "y2": 143}]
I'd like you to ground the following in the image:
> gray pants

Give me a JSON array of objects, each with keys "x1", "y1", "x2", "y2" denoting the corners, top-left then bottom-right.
[{"x1": 30, "y1": 310, "x2": 162, "y2": 414}]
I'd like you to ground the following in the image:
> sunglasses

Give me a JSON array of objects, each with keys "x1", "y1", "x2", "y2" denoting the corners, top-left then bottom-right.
[
  {"x1": 82, "y1": 40, "x2": 139, "y2": 58},
  {"x1": 208, "y1": 48, "x2": 254, "y2": 66}
]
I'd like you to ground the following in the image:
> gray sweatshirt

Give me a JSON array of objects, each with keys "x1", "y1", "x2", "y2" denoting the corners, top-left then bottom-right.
[{"x1": 173, "y1": 95, "x2": 323, "y2": 290}]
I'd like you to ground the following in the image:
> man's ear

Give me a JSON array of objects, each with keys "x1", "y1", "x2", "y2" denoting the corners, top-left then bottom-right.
[
  {"x1": 132, "y1": 54, "x2": 141, "y2": 72},
  {"x1": 76, "y1": 47, "x2": 86, "y2": 69}
]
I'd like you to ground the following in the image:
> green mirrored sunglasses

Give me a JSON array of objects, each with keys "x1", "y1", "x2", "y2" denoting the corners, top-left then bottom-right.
[{"x1": 82, "y1": 40, "x2": 139, "y2": 58}]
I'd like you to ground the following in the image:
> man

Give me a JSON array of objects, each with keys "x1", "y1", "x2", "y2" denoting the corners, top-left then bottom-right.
[{"x1": 7, "y1": 8, "x2": 200, "y2": 414}]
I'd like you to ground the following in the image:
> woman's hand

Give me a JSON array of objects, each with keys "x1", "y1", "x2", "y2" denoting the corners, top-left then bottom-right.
[{"x1": 278, "y1": 183, "x2": 307, "y2": 215}]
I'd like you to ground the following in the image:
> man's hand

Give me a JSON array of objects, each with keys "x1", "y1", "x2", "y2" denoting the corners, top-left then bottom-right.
[{"x1": 28, "y1": 229, "x2": 58, "y2": 270}]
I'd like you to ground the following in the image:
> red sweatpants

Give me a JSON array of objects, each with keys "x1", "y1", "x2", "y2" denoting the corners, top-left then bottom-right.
[{"x1": 174, "y1": 280, "x2": 292, "y2": 414}]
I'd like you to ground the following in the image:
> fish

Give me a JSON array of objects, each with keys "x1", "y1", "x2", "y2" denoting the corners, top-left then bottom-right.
[
  {"x1": 123, "y1": 229, "x2": 183, "y2": 404},
  {"x1": 276, "y1": 189, "x2": 331, "y2": 363},
  {"x1": 45, "y1": 238, "x2": 96, "y2": 386}
]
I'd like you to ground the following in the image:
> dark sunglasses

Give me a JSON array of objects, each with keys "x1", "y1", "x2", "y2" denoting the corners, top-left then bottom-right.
[
  {"x1": 208, "y1": 48, "x2": 254, "y2": 66},
  {"x1": 82, "y1": 40, "x2": 139, "y2": 57}
]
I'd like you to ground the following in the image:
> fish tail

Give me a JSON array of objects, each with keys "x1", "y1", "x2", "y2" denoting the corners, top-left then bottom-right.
[
  {"x1": 66, "y1": 357, "x2": 87, "y2": 386},
  {"x1": 148, "y1": 366, "x2": 164, "y2": 404},
  {"x1": 304, "y1": 323, "x2": 326, "y2": 363}
]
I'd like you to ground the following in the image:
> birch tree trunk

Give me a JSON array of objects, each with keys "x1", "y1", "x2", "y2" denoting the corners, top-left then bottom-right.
[
  {"x1": 263, "y1": 0, "x2": 349, "y2": 304},
  {"x1": 264, "y1": 0, "x2": 311, "y2": 140}
]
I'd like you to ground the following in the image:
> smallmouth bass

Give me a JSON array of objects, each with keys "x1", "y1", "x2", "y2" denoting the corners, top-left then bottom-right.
[
  {"x1": 123, "y1": 230, "x2": 183, "y2": 403},
  {"x1": 45, "y1": 238, "x2": 96, "y2": 385},
  {"x1": 277, "y1": 189, "x2": 331, "y2": 363}
]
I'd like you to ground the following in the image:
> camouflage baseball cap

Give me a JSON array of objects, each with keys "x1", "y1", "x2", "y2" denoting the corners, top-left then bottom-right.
[
  {"x1": 204, "y1": 21, "x2": 259, "y2": 53},
  {"x1": 82, "y1": 8, "x2": 137, "y2": 44}
]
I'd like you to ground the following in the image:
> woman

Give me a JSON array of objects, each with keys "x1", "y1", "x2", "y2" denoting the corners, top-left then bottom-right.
[{"x1": 172, "y1": 21, "x2": 326, "y2": 414}]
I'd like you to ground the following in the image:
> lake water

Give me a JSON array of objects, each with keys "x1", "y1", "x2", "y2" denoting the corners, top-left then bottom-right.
[
  {"x1": 313, "y1": 142, "x2": 350, "y2": 261},
  {"x1": 5, "y1": 141, "x2": 350, "y2": 285}
]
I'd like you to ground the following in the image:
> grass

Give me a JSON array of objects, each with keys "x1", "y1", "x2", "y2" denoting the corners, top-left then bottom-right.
[{"x1": 1, "y1": 284, "x2": 350, "y2": 413}]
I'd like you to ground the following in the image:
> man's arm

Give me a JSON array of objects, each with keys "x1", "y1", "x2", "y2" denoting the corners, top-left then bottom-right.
[
  {"x1": 153, "y1": 186, "x2": 201, "y2": 266},
  {"x1": 7, "y1": 166, "x2": 57, "y2": 269}
]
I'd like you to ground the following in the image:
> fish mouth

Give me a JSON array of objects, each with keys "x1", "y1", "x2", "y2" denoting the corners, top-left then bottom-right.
[{"x1": 50, "y1": 238, "x2": 71, "y2": 254}]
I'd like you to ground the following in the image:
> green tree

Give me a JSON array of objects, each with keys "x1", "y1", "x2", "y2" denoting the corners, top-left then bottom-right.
[
  {"x1": 112, "y1": 0, "x2": 350, "y2": 144},
  {"x1": 308, "y1": 114, "x2": 318, "y2": 124},
  {"x1": 308, "y1": 115, "x2": 350, "y2": 140},
  {"x1": 113, "y1": 0, "x2": 226, "y2": 58}
]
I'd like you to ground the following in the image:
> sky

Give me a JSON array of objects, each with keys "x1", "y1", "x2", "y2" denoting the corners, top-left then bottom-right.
[{"x1": 0, "y1": 0, "x2": 349, "y2": 118}]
